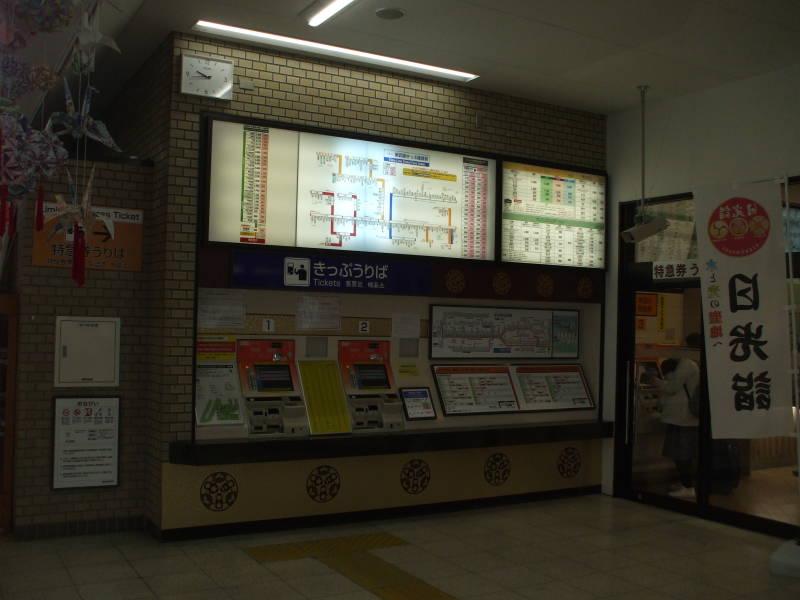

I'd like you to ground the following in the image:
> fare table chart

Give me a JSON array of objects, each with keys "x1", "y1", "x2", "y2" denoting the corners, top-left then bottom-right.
[{"x1": 502, "y1": 162, "x2": 605, "y2": 268}]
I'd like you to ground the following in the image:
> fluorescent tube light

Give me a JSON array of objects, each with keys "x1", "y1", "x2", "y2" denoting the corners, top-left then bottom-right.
[
  {"x1": 192, "y1": 20, "x2": 479, "y2": 83},
  {"x1": 308, "y1": 0, "x2": 358, "y2": 27}
]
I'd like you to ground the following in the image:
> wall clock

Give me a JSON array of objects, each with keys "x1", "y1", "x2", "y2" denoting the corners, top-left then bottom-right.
[{"x1": 180, "y1": 53, "x2": 234, "y2": 100}]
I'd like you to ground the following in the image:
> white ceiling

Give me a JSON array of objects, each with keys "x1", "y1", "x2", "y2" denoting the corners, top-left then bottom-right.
[{"x1": 83, "y1": 0, "x2": 800, "y2": 115}]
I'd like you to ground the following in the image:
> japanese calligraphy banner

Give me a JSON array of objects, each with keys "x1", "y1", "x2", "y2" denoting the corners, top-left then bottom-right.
[
  {"x1": 32, "y1": 203, "x2": 143, "y2": 271},
  {"x1": 232, "y1": 251, "x2": 432, "y2": 295},
  {"x1": 696, "y1": 181, "x2": 792, "y2": 439}
]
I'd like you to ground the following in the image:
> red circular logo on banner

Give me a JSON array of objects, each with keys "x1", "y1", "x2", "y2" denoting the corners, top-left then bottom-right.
[{"x1": 707, "y1": 197, "x2": 770, "y2": 257}]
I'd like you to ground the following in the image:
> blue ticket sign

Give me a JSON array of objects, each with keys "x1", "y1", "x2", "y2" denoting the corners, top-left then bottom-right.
[{"x1": 232, "y1": 251, "x2": 433, "y2": 295}]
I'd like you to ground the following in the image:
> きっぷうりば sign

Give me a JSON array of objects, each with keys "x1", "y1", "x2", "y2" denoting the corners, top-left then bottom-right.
[
  {"x1": 32, "y1": 203, "x2": 143, "y2": 272},
  {"x1": 696, "y1": 182, "x2": 793, "y2": 439}
]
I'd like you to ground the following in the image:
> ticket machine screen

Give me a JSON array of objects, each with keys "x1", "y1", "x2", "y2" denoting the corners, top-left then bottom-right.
[
  {"x1": 354, "y1": 363, "x2": 391, "y2": 390},
  {"x1": 252, "y1": 364, "x2": 294, "y2": 392}
]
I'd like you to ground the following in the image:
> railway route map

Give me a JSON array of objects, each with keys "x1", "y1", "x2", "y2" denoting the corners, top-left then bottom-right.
[
  {"x1": 296, "y1": 133, "x2": 494, "y2": 259},
  {"x1": 431, "y1": 305, "x2": 559, "y2": 359}
]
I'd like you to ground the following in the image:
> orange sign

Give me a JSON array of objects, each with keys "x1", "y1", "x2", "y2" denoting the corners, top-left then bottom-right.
[
  {"x1": 635, "y1": 293, "x2": 658, "y2": 316},
  {"x1": 32, "y1": 203, "x2": 143, "y2": 271}
]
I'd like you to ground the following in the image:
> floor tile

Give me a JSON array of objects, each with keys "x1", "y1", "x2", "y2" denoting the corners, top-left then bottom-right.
[
  {"x1": 427, "y1": 573, "x2": 504, "y2": 597},
  {"x1": 77, "y1": 578, "x2": 156, "y2": 600},
  {"x1": 131, "y1": 554, "x2": 199, "y2": 577},
  {"x1": 143, "y1": 571, "x2": 219, "y2": 597},
  {"x1": 225, "y1": 579, "x2": 305, "y2": 600},
  {"x1": 0, "y1": 568, "x2": 74, "y2": 594},
  {"x1": 515, "y1": 580, "x2": 595, "y2": 600},
  {"x1": 68, "y1": 560, "x2": 139, "y2": 586},
  {"x1": 285, "y1": 573, "x2": 365, "y2": 598},
  {"x1": 264, "y1": 557, "x2": 337, "y2": 579},
  {"x1": 5, "y1": 587, "x2": 83, "y2": 600}
]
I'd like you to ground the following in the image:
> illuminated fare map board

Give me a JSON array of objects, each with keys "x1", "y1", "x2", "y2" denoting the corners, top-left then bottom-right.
[
  {"x1": 208, "y1": 121, "x2": 496, "y2": 260},
  {"x1": 501, "y1": 162, "x2": 605, "y2": 268}
]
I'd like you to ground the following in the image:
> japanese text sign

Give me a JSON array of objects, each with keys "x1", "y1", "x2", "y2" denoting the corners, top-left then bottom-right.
[
  {"x1": 696, "y1": 182, "x2": 792, "y2": 439},
  {"x1": 232, "y1": 251, "x2": 432, "y2": 295},
  {"x1": 33, "y1": 203, "x2": 143, "y2": 272}
]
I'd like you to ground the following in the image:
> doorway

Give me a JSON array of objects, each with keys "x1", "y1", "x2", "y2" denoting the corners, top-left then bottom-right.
[{"x1": 615, "y1": 195, "x2": 800, "y2": 536}]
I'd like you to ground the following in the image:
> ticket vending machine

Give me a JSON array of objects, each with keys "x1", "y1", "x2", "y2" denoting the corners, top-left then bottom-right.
[
  {"x1": 237, "y1": 339, "x2": 310, "y2": 436},
  {"x1": 338, "y1": 340, "x2": 404, "y2": 431}
]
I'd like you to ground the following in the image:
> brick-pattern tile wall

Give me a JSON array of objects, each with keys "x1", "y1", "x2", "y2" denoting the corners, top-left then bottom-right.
[
  {"x1": 14, "y1": 161, "x2": 152, "y2": 537},
  {"x1": 104, "y1": 38, "x2": 173, "y2": 529}
]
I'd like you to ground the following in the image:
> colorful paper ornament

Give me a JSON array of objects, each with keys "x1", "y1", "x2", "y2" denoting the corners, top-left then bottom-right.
[
  {"x1": 46, "y1": 78, "x2": 121, "y2": 151},
  {"x1": 16, "y1": 0, "x2": 76, "y2": 34}
]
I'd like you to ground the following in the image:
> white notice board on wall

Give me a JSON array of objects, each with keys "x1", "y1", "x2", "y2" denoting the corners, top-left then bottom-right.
[{"x1": 53, "y1": 397, "x2": 119, "y2": 489}]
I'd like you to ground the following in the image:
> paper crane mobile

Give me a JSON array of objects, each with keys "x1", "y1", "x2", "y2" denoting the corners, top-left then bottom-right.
[
  {"x1": 46, "y1": 78, "x2": 121, "y2": 151},
  {"x1": 46, "y1": 165, "x2": 114, "y2": 285}
]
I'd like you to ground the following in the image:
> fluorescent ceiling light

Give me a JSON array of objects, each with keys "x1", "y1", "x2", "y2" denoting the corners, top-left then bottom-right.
[
  {"x1": 308, "y1": 0, "x2": 358, "y2": 27},
  {"x1": 192, "y1": 20, "x2": 479, "y2": 83}
]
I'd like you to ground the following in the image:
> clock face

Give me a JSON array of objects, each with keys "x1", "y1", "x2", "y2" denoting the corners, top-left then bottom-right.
[{"x1": 181, "y1": 54, "x2": 234, "y2": 100}]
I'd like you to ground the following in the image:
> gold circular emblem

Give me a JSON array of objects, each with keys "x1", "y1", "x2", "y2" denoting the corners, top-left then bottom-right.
[
  {"x1": 577, "y1": 276, "x2": 593, "y2": 299},
  {"x1": 493, "y1": 272, "x2": 512, "y2": 296},
  {"x1": 445, "y1": 269, "x2": 466, "y2": 294},
  {"x1": 536, "y1": 274, "x2": 554, "y2": 297}
]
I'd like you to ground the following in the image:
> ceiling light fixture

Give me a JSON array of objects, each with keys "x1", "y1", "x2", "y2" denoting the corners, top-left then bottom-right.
[
  {"x1": 307, "y1": 0, "x2": 358, "y2": 27},
  {"x1": 192, "y1": 20, "x2": 479, "y2": 83}
]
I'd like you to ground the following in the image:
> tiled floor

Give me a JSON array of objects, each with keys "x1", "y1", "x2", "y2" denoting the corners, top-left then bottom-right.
[{"x1": 1, "y1": 495, "x2": 800, "y2": 599}]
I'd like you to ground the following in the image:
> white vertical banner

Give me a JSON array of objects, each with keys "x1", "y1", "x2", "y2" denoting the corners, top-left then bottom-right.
[{"x1": 696, "y1": 181, "x2": 793, "y2": 439}]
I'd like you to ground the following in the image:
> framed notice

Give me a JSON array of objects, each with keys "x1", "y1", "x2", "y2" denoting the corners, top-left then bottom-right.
[
  {"x1": 399, "y1": 387, "x2": 437, "y2": 420},
  {"x1": 429, "y1": 305, "x2": 579, "y2": 359},
  {"x1": 510, "y1": 365, "x2": 594, "y2": 412},
  {"x1": 53, "y1": 397, "x2": 119, "y2": 489},
  {"x1": 206, "y1": 118, "x2": 496, "y2": 260},
  {"x1": 432, "y1": 365, "x2": 519, "y2": 415},
  {"x1": 501, "y1": 161, "x2": 606, "y2": 268}
]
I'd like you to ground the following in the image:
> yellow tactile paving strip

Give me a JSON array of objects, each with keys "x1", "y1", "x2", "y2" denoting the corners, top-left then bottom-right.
[{"x1": 245, "y1": 533, "x2": 458, "y2": 600}]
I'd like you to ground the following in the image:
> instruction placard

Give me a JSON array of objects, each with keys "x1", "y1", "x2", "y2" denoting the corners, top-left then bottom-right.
[{"x1": 53, "y1": 397, "x2": 119, "y2": 489}]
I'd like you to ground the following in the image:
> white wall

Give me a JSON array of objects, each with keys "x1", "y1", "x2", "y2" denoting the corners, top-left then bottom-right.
[{"x1": 601, "y1": 62, "x2": 800, "y2": 494}]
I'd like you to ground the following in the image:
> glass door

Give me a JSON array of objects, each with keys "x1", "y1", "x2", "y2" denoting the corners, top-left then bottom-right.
[{"x1": 616, "y1": 193, "x2": 800, "y2": 536}]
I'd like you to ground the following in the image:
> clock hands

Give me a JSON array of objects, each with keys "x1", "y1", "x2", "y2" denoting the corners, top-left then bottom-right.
[{"x1": 195, "y1": 70, "x2": 212, "y2": 79}]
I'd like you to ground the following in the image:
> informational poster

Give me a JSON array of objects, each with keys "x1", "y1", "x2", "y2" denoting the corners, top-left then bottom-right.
[
  {"x1": 501, "y1": 162, "x2": 605, "y2": 268},
  {"x1": 296, "y1": 296, "x2": 341, "y2": 330},
  {"x1": 33, "y1": 204, "x2": 143, "y2": 271},
  {"x1": 696, "y1": 181, "x2": 793, "y2": 439},
  {"x1": 195, "y1": 364, "x2": 244, "y2": 425},
  {"x1": 197, "y1": 288, "x2": 245, "y2": 329},
  {"x1": 430, "y1": 305, "x2": 579, "y2": 359},
  {"x1": 53, "y1": 397, "x2": 119, "y2": 489},
  {"x1": 208, "y1": 120, "x2": 496, "y2": 260},
  {"x1": 511, "y1": 365, "x2": 594, "y2": 411},
  {"x1": 433, "y1": 365, "x2": 519, "y2": 415},
  {"x1": 400, "y1": 387, "x2": 437, "y2": 420}
]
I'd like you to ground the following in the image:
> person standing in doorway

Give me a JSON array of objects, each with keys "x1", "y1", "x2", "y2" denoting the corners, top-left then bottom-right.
[{"x1": 649, "y1": 334, "x2": 702, "y2": 499}]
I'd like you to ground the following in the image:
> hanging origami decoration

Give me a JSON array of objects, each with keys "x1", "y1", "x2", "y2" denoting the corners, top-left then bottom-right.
[
  {"x1": 46, "y1": 78, "x2": 121, "y2": 151},
  {"x1": 46, "y1": 165, "x2": 114, "y2": 285},
  {"x1": 0, "y1": 112, "x2": 67, "y2": 194},
  {"x1": 73, "y1": 3, "x2": 119, "y2": 74}
]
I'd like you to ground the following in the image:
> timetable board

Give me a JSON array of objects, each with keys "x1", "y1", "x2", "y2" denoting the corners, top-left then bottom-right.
[
  {"x1": 501, "y1": 161, "x2": 605, "y2": 268},
  {"x1": 430, "y1": 305, "x2": 579, "y2": 359},
  {"x1": 432, "y1": 365, "x2": 519, "y2": 415},
  {"x1": 208, "y1": 120, "x2": 496, "y2": 260}
]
